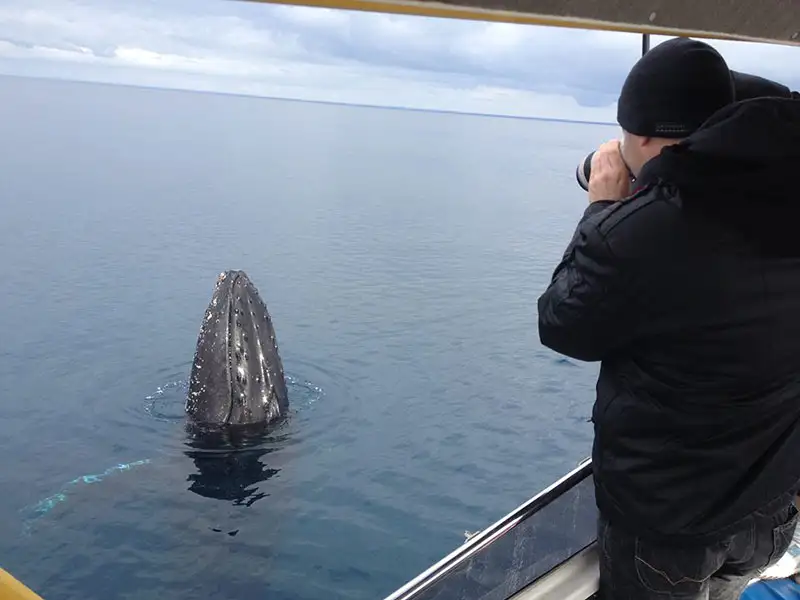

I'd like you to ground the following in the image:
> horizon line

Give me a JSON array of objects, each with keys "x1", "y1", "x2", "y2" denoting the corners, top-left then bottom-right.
[{"x1": 0, "y1": 71, "x2": 619, "y2": 128}]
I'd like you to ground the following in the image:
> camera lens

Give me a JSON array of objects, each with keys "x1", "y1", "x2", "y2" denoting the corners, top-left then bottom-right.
[{"x1": 576, "y1": 151, "x2": 594, "y2": 191}]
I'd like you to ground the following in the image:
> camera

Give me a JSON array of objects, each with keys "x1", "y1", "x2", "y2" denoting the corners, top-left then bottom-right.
[
  {"x1": 575, "y1": 151, "x2": 594, "y2": 191},
  {"x1": 576, "y1": 150, "x2": 636, "y2": 192}
]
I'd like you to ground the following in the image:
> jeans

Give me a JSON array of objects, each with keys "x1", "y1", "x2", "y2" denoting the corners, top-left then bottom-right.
[{"x1": 597, "y1": 499, "x2": 799, "y2": 599}]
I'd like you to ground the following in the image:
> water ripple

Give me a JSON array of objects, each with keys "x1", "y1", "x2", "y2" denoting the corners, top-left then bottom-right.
[{"x1": 143, "y1": 370, "x2": 325, "y2": 423}]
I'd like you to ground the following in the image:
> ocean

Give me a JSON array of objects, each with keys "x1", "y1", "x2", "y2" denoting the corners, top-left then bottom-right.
[{"x1": 0, "y1": 74, "x2": 616, "y2": 600}]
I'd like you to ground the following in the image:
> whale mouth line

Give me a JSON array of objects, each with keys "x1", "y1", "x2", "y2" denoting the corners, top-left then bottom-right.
[{"x1": 223, "y1": 270, "x2": 241, "y2": 426}]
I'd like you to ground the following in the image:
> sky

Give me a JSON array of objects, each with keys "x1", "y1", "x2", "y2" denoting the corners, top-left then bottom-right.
[{"x1": 0, "y1": 0, "x2": 798, "y2": 122}]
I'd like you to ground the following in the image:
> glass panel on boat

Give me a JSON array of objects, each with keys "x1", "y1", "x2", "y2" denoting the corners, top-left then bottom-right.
[{"x1": 395, "y1": 462, "x2": 598, "y2": 600}]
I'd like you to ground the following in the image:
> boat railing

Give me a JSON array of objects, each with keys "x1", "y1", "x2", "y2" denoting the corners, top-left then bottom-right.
[{"x1": 382, "y1": 457, "x2": 597, "y2": 600}]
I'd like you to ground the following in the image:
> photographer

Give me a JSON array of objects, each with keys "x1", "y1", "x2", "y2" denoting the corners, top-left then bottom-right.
[{"x1": 537, "y1": 37, "x2": 800, "y2": 600}]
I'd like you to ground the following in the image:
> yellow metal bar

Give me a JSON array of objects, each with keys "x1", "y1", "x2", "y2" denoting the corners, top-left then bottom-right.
[
  {"x1": 228, "y1": 0, "x2": 800, "y2": 47},
  {"x1": 0, "y1": 569, "x2": 43, "y2": 600}
]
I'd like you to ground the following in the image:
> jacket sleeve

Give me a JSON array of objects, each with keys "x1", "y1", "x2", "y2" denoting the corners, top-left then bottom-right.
[{"x1": 537, "y1": 201, "x2": 639, "y2": 362}]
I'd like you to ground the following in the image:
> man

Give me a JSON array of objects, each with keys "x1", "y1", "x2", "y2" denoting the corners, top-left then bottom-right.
[{"x1": 537, "y1": 37, "x2": 800, "y2": 599}]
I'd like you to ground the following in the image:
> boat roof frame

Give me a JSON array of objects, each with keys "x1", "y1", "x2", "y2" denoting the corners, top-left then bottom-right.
[{"x1": 228, "y1": 0, "x2": 800, "y2": 48}]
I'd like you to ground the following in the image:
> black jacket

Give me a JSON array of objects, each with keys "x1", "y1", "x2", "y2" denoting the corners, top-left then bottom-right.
[{"x1": 538, "y1": 94, "x2": 800, "y2": 542}]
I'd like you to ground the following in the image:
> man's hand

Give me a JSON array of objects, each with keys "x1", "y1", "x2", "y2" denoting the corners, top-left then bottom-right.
[{"x1": 588, "y1": 140, "x2": 631, "y2": 203}]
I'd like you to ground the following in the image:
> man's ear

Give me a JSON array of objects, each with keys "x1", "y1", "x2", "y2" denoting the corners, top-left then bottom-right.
[{"x1": 638, "y1": 136, "x2": 654, "y2": 149}]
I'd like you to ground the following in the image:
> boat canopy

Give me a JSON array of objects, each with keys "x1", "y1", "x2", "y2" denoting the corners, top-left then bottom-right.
[{"x1": 230, "y1": 0, "x2": 800, "y2": 47}]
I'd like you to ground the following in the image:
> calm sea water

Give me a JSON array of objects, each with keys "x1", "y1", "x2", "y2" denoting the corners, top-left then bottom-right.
[{"x1": 0, "y1": 75, "x2": 616, "y2": 600}]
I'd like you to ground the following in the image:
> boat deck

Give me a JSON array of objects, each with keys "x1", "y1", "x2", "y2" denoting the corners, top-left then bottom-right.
[{"x1": 509, "y1": 543, "x2": 598, "y2": 600}]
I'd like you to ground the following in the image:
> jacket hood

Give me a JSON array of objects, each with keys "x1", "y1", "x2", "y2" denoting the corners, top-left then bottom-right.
[
  {"x1": 731, "y1": 70, "x2": 792, "y2": 101},
  {"x1": 637, "y1": 95, "x2": 800, "y2": 256}
]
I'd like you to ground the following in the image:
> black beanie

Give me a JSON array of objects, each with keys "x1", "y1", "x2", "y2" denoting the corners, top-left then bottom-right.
[{"x1": 617, "y1": 37, "x2": 735, "y2": 138}]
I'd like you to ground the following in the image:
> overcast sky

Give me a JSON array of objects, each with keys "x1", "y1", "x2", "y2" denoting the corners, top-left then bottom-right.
[{"x1": 0, "y1": 0, "x2": 798, "y2": 121}]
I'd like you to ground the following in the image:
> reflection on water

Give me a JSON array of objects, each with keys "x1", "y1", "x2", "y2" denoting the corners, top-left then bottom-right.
[
  {"x1": 183, "y1": 422, "x2": 289, "y2": 509},
  {"x1": 140, "y1": 371, "x2": 319, "y2": 516}
]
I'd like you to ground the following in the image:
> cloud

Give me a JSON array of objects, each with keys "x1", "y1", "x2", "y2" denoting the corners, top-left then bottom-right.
[{"x1": 0, "y1": 0, "x2": 797, "y2": 121}]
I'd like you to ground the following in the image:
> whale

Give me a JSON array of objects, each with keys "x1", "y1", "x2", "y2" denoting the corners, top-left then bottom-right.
[{"x1": 186, "y1": 270, "x2": 288, "y2": 428}]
